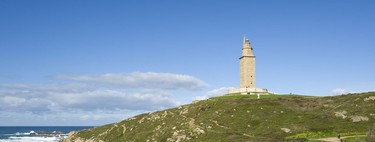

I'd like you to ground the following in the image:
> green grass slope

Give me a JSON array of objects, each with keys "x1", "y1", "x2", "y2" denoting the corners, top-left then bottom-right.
[{"x1": 62, "y1": 92, "x2": 375, "y2": 142}]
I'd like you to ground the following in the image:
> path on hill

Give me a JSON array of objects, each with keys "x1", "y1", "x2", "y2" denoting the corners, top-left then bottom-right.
[{"x1": 317, "y1": 135, "x2": 366, "y2": 142}]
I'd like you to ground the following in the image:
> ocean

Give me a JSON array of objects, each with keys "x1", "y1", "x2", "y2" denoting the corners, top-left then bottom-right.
[{"x1": 0, "y1": 126, "x2": 93, "y2": 142}]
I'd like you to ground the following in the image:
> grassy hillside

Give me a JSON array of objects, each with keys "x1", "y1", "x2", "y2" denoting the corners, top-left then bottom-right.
[{"x1": 62, "y1": 92, "x2": 375, "y2": 142}]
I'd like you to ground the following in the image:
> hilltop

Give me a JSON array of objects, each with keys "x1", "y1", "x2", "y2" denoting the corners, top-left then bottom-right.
[{"x1": 62, "y1": 92, "x2": 375, "y2": 142}]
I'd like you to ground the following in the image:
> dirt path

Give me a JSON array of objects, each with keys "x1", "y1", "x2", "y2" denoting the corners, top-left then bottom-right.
[
  {"x1": 317, "y1": 135, "x2": 366, "y2": 142},
  {"x1": 318, "y1": 137, "x2": 340, "y2": 142}
]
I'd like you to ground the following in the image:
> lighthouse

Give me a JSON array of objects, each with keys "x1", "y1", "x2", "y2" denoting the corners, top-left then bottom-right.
[
  {"x1": 228, "y1": 36, "x2": 269, "y2": 95},
  {"x1": 240, "y1": 36, "x2": 256, "y2": 89}
]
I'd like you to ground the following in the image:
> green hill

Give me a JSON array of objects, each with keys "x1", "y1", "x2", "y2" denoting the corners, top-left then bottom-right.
[{"x1": 62, "y1": 92, "x2": 375, "y2": 142}]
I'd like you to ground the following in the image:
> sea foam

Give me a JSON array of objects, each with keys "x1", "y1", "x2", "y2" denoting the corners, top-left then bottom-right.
[{"x1": 0, "y1": 136, "x2": 64, "y2": 142}]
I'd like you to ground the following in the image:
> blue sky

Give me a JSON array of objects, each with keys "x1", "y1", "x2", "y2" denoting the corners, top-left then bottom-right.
[{"x1": 0, "y1": 0, "x2": 374, "y2": 126}]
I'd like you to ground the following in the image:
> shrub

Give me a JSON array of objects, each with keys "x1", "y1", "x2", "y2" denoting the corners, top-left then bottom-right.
[{"x1": 367, "y1": 124, "x2": 375, "y2": 142}]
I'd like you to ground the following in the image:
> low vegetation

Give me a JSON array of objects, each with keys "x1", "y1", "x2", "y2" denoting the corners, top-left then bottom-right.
[
  {"x1": 368, "y1": 124, "x2": 375, "y2": 142},
  {"x1": 62, "y1": 92, "x2": 375, "y2": 142}
]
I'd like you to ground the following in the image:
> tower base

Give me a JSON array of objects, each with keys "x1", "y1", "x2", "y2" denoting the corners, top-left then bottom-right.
[{"x1": 228, "y1": 88, "x2": 269, "y2": 95}]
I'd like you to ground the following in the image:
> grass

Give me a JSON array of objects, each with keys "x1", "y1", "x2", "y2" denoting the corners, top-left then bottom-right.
[
  {"x1": 344, "y1": 136, "x2": 367, "y2": 142},
  {"x1": 62, "y1": 92, "x2": 375, "y2": 142},
  {"x1": 286, "y1": 131, "x2": 367, "y2": 140}
]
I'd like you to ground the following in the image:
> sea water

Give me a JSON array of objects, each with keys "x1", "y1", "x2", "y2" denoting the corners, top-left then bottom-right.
[{"x1": 0, "y1": 126, "x2": 93, "y2": 142}]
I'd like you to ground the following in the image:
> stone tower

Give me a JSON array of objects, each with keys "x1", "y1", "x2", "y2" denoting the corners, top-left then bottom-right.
[
  {"x1": 228, "y1": 36, "x2": 268, "y2": 94},
  {"x1": 240, "y1": 36, "x2": 255, "y2": 88}
]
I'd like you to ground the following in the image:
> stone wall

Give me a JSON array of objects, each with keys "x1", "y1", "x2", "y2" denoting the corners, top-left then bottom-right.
[{"x1": 240, "y1": 56, "x2": 255, "y2": 88}]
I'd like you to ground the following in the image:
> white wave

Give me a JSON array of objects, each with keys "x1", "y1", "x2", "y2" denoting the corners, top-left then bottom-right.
[
  {"x1": 0, "y1": 136, "x2": 65, "y2": 142},
  {"x1": 11, "y1": 131, "x2": 33, "y2": 136}
]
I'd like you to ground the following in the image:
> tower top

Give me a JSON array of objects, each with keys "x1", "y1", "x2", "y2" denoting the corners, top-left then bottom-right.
[
  {"x1": 242, "y1": 36, "x2": 253, "y2": 57},
  {"x1": 243, "y1": 35, "x2": 250, "y2": 45}
]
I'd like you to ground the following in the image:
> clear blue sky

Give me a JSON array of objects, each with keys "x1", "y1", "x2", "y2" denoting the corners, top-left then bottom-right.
[{"x1": 0, "y1": 0, "x2": 374, "y2": 126}]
